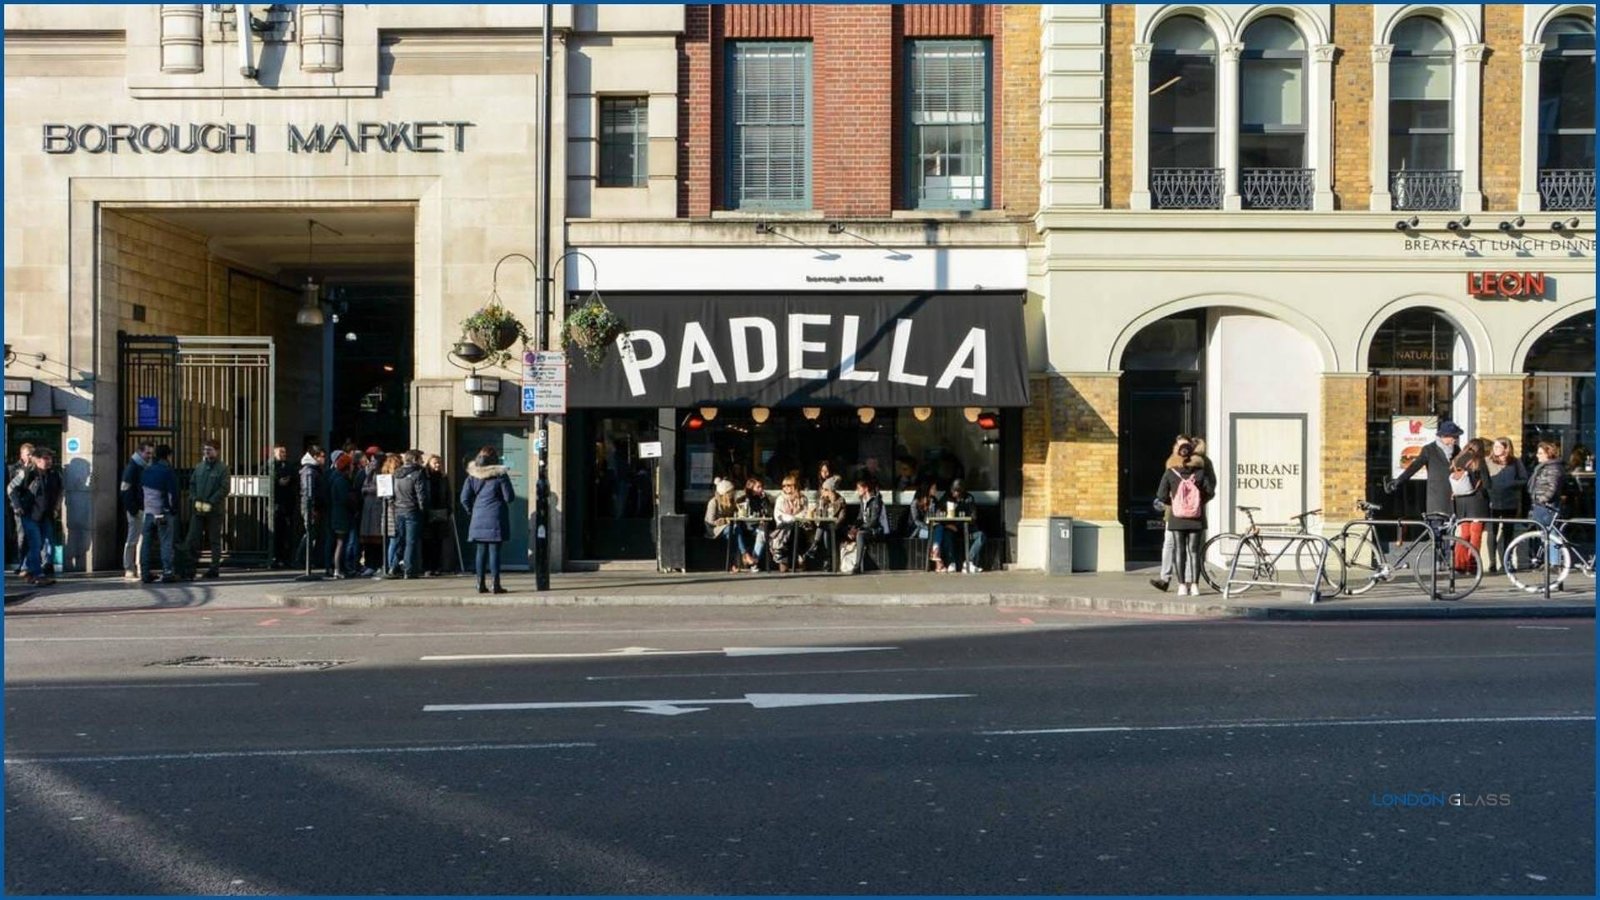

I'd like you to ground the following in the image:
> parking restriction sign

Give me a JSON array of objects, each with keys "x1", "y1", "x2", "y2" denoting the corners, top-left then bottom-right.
[{"x1": 520, "y1": 351, "x2": 567, "y2": 414}]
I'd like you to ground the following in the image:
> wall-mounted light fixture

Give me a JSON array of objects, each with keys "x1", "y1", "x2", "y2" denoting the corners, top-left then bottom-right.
[
  {"x1": 1394, "y1": 216, "x2": 1420, "y2": 232},
  {"x1": 463, "y1": 374, "x2": 500, "y2": 396},
  {"x1": 751, "y1": 407, "x2": 770, "y2": 424},
  {"x1": 1498, "y1": 216, "x2": 1525, "y2": 232},
  {"x1": 1551, "y1": 216, "x2": 1581, "y2": 231},
  {"x1": 1446, "y1": 216, "x2": 1471, "y2": 232}
]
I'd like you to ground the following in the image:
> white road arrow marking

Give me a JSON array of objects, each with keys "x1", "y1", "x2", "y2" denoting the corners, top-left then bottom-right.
[
  {"x1": 423, "y1": 692, "x2": 970, "y2": 717},
  {"x1": 420, "y1": 645, "x2": 897, "y2": 661}
]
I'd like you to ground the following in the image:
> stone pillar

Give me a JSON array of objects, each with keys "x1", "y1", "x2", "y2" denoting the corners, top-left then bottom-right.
[
  {"x1": 1457, "y1": 43, "x2": 1488, "y2": 211},
  {"x1": 1310, "y1": 43, "x2": 1336, "y2": 211},
  {"x1": 1475, "y1": 375, "x2": 1528, "y2": 447},
  {"x1": 299, "y1": 4, "x2": 345, "y2": 74},
  {"x1": 1517, "y1": 43, "x2": 1545, "y2": 210},
  {"x1": 1219, "y1": 42, "x2": 1243, "y2": 211},
  {"x1": 1319, "y1": 373, "x2": 1368, "y2": 525},
  {"x1": 1368, "y1": 44, "x2": 1393, "y2": 211},
  {"x1": 159, "y1": 5, "x2": 204, "y2": 74},
  {"x1": 1129, "y1": 43, "x2": 1153, "y2": 210}
]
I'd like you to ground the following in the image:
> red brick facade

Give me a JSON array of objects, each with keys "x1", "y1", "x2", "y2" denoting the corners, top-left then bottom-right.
[{"x1": 677, "y1": 3, "x2": 1024, "y2": 218}]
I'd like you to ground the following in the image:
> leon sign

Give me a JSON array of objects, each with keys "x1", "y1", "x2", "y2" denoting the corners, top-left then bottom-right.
[{"x1": 1466, "y1": 271, "x2": 1547, "y2": 299}]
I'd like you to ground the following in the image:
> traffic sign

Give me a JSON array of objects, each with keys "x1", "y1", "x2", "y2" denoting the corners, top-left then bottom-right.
[{"x1": 520, "y1": 351, "x2": 566, "y2": 414}]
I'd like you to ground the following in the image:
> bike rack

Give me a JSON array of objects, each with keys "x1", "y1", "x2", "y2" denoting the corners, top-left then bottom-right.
[
  {"x1": 1451, "y1": 516, "x2": 1557, "y2": 600},
  {"x1": 1221, "y1": 531, "x2": 1335, "y2": 603},
  {"x1": 1337, "y1": 516, "x2": 1559, "y2": 600}
]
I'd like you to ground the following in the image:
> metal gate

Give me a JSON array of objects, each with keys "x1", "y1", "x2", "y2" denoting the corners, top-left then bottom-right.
[{"x1": 118, "y1": 332, "x2": 276, "y2": 567}]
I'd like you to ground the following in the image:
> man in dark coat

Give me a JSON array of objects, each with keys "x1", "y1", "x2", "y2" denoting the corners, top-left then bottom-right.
[
  {"x1": 298, "y1": 448, "x2": 327, "y2": 571},
  {"x1": 9, "y1": 448, "x2": 63, "y2": 585},
  {"x1": 1387, "y1": 420, "x2": 1464, "y2": 515},
  {"x1": 382, "y1": 449, "x2": 430, "y2": 579},
  {"x1": 183, "y1": 438, "x2": 231, "y2": 579},
  {"x1": 139, "y1": 445, "x2": 180, "y2": 583},
  {"x1": 270, "y1": 445, "x2": 298, "y2": 568},
  {"x1": 119, "y1": 442, "x2": 153, "y2": 580}
]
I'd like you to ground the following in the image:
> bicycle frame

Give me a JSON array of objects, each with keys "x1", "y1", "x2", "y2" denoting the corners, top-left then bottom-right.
[
  {"x1": 1336, "y1": 517, "x2": 1454, "y2": 599},
  {"x1": 1222, "y1": 531, "x2": 1334, "y2": 602}
]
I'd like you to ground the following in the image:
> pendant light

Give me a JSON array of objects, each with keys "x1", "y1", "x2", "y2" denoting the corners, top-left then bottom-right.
[{"x1": 295, "y1": 219, "x2": 325, "y2": 326}]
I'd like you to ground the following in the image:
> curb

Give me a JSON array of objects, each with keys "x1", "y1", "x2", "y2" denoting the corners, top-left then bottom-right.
[{"x1": 264, "y1": 591, "x2": 1595, "y2": 620}]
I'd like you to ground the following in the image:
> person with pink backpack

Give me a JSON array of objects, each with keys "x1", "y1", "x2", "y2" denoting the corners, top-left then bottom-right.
[{"x1": 1155, "y1": 439, "x2": 1215, "y2": 596}]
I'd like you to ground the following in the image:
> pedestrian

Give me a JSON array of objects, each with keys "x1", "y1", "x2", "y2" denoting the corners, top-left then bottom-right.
[
  {"x1": 461, "y1": 446, "x2": 515, "y2": 594},
  {"x1": 735, "y1": 477, "x2": 772, "y2": 571},
  {"x1": 183, "y1": 438, "x2": 231, "y2": 579},
  {"x1": 1387, "y1": 420, "x2": 1464, "y2": 515},
  {"x1": 9, "y1": 448, "x2": 63, "y2": 586},
  {"x1": 327, "y1": 451, "x2": 356, "y2": 578},
  {"x1": 1150, "y1": 434, "x2": 1191, "y2": 592},
  {"x1": 705, "y1": 478, "x2": 743, "y2": 573},
  {"x1": 377, "y1": 453, "x2": 402, "y2": 574},
  {"x1": 840, "y1": 476, "x2": 889, "y2": 574},
  {"x1": 1527, "y1": 441, "x2": 1570, "y2": 566},
  {"x1": 799, "y1": 476, "x2": 846, "y2": 572},
  {"x1": 1155, "y1": 439, "x2": 1214, "y2": 596},
  {"x1": 8, "y1": 442, "x2": 35, "y2": 575},
  {"x1": 270, "y1": 445, "x2": 299, "y2": 568},
  {"x1": 357, "y1": 446, "x2": 384, "y2": 576},
  {"x1": 381, "y1": 449, "x2": 428, "y2": 579},
  {"x1": 1449, "y1": 438, "x2": 1489, "y2": 573},
  {"x1": 119, "y1": 442, "x2": 153, "y2": 581},
  {"x1": 139, "y1": 444, "x2": 180, "y2": 584},
  {"x1": 1484, "y1": 437, "x2": 1529, "y2": 573},
  {"x1": 908, "y1": 481, "x2": 946, "y2": 571},
  {"x1": 941, "y1": 479, "x2": 987, "y2": 573},
  {"x1": 298, "y1": 447, "x2": 328, "y2": 572},
  {"x1": 423, "y1": 453, "x2": 452, "y2": 575}
]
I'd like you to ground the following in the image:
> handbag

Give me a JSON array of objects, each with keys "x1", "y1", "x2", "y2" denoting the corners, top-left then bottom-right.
[{"x1": 1448, "y1": 469, "x2": 1476, "y2": 497}]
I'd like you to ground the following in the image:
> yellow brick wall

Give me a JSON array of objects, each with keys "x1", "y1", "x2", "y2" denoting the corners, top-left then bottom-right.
[
  {"x1": 1021, "y1": 373, "x2": 1121, "y2": 521},
  {"x1": 1476, "y1": 375, "x2": 1528, "y2": 447},
  {"x1": 1320, "y1": 374, "x2": 1368, "y2": 521},
  {"x1": 1021, "y1": 375, "x2": 1053, "y2": 519},
  {"x1": 1481, "y1": 5, "x2": 1523, "y2": 211},
  {"x1": 1000, "y1": 4, "x2": 1041, "y2": 218},
  {"x1": 103, "y1": 211, "x2": 215, "y2": 336},
  {"x1": 1107, "y1": 4, "x2": 1133, "y2": 210},
  {"x1": 1331, "y1": 4, "x2": 1373, "y2": 210}
]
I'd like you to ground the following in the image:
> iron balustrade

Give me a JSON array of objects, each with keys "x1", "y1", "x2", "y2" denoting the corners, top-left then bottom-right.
[
  {"x1": 1538, "y1": 168, "x2": 1596, "y2": 211},
  {"x1": 1390, "y1": 169, "x2": 1462, "y2": 211},
  {"x1": 1241, "y1": 168, "x2": 1315, "y2": 210},
  {"x1": 1151, "y1": 167, "x2": 1224, "y2": 209}
]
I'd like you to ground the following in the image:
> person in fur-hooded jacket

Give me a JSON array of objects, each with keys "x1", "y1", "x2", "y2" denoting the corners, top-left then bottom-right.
[
  {"x1": 460, "y1": 446, "x2": 516, "y2": 594},
  {"x1": 1155, "y1": 440, "x2": 1215, "y2": 596}
]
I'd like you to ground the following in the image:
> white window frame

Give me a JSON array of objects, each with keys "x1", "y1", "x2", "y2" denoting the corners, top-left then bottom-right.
[
  {"x1": 1131, "y1": 4, "x2": 1334, "y2": 212},
  {"x1": 1518, "y1": 4, "x2": 1596, "y2": 210},
  {"x1": 1369, "y1": 4, "x2": 1485, "y2": 212}
]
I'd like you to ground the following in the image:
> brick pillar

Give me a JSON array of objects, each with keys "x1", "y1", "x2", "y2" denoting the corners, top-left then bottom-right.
[
  {"x1": 1331, "y1": 5, "x2": 1373, "y2": 210},
  {"x1": 1320, "y1": 374, "x2": 1368, "y2": 523},
  {"x1": 1480, "y1": 5, "x2": 1524, "y2": 211},
  {"x1": 814, "y1": 5, "x2": 894, "y2": 216},
  {"x1": 679, "y1": 5, "x2": 713, "y2": 216},
  {"x1": 1050, "y1": 373, "x2": 1120, "y2": 521},
  {"x1": 1476, "y1": 375, "x2": 1528, "y2": 447}
]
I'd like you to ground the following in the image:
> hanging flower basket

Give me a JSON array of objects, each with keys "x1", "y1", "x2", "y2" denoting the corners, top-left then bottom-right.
[
  {"x1": 563, "y1": 296, "x2": 626, "y2": 367},
  {"x1": 459, "y1": 300, "x2": 529, "y2": 369}
]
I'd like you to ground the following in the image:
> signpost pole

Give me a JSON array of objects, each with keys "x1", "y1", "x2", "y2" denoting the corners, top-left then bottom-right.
[{"x1": 533, "y1": 3, "x2": 554, "y2": 592}]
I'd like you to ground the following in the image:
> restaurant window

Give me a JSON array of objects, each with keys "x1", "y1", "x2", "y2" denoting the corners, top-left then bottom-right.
[
  {"x1": 1366, "y1": 309, "x2": 1470, "y2": 511},
  {"x1": 727, "y1": 42, "x2": 812, "y2": 210},
  {"x1": 1389, "y1": 17, "x2": 1458, "y2": 210},
  {"x1": 1524, "y1": 310, "x2": 1596, "y2": 469},
  {"x1": 907, "y1": 39, "x2": 990, "y2": 209},
  {"x1": 1240, "y1": 16, "x2": 1307, "y2": 168},
  {"x1": 1149, "y1": 16, "x2": 1218, "y2": 169},
  {"x1": 598, "y1": 96, "x2": 648, "y2": 188}
]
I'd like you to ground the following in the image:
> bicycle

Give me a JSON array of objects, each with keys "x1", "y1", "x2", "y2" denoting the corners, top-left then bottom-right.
[
  {"x1": 1503, "y1": 515, "x2": 1596, "y2": 594},
  {"x1": 1200, "y1": 506, "x2": 1328, "y2": 595},
  {"x1": 1328, "y1": 500, "x2": 1482, "y2": 600}
]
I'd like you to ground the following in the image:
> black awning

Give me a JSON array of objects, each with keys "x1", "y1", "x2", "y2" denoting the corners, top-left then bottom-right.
[{"x1": 565, "y1": 292, "x2": 1029, "y2": 409}]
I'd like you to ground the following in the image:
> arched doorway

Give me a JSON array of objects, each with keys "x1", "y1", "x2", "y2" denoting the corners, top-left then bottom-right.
[
  {"x1": 1119, "y1": 311, "x2": 1206, "y2": 560},
  {"x1": 1366, "y1": 308, "x2": 1472, "y2": 516},
  {"x1": 1524, "y1": 310, "x2": 1595, "y2": 513}
]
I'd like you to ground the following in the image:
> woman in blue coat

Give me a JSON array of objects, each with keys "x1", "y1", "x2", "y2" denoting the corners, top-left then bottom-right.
[{"x1": 460, "y1": 446, "x2": 515, "y2": 594}]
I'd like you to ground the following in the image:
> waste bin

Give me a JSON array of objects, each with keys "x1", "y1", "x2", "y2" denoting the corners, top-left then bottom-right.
[{"x1": 1047, "y1": 516, "x2": 1073, "y2": 575}]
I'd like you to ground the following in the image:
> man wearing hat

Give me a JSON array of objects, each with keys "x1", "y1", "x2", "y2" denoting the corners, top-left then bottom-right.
[{"x1": 1387, "y1": 419, "x2": 1463, "y2": 515}]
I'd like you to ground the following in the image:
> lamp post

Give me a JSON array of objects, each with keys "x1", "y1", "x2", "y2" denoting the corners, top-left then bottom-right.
[{"x1": 534, "y1": 3, "x2": 555, "y2": 591}]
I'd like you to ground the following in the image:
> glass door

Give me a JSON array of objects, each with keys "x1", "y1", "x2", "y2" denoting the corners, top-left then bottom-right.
[{"x1": 570, "y1": 412, "x2": 658, "y2": 560}]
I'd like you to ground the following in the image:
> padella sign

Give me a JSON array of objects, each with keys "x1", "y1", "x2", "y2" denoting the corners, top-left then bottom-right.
[{"x1": 567, "y1": 292, "x2": 1030, "y2": 408}]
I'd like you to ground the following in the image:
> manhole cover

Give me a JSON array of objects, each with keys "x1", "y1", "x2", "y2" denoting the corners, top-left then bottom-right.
[{"x1": 148, "y1": 656, "x2": 351, "y2": 671}]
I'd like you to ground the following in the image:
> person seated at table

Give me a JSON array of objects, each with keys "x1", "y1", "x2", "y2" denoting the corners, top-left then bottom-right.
[
  {"x1": 770, "y1": 475, "x2": 807, "y2": 572},
  {"x1": 735, "y1": 476, "x2": 773, "y2": 571},
  {"x1": 939, "y1": 479, "x2": 986, "y2": 573},
  {"x1": 908, "y1": 480, "x2": 952, "y2": 572},
  {"x1": 704, "y1": 478, "x2": 746, "y2": 573},
  {"x1": 799, "y1": 476, "x2": 845, "y2": 572},
  {"x1": 840, "y1": 476, "x2": 889, "y2": 574}
]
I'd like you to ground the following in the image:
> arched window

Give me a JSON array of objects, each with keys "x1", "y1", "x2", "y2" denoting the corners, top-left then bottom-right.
[
  {"x1": 1367, "y1": 309, "x2": 1471, "y2": 512},
  {"x1": 1149, "y1": 16, "x2": 1221, "y2": 209},
  {"x1": 1389, "y1": 17, "x2": 1457, "y2": 210},
  {"x1": 1239, "y1": 16, "x2": 1309, "y2": 209},
  {"x1": 1525, "y1": 311, "x2": 1596, "y2": 473},
  {"x1": 1538, "y1": 16, "x2": 1596, "y2": 210}
]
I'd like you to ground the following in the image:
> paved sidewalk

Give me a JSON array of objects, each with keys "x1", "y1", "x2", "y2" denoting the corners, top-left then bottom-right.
[{"x1": 5, "y1": 567, "x2": 1591, "y2": 620}]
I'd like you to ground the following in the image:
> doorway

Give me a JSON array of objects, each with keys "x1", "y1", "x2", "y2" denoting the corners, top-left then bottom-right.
[
  {"x1": 454, "y1": 422, "x2": 530, "y2": 569},
  {"x1": 4, "y1": 419, "x2": 63, "y2": 569},
  {"x1": 568, "y1": 411, "x2": 658, "y2": 560},
  {"x1": 1118, "y1": 312, "x2": 1207, "y2": 562}
]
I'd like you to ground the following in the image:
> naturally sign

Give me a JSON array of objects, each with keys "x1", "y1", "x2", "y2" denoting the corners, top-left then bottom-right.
[{"x1": 423, "y1": 693, "x2": 972, "y2": 717}]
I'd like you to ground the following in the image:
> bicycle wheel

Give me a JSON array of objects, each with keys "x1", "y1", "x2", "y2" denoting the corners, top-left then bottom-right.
[
  {"x1": 1295, "y1": 538, "x2": 1343, "y2": 596},
  {"x1": 1503, "y1": 531, "x2": 1571, "y2": 593},
  {"x1": 1413, "y1": 536, "x2": 1482, "y2": 600},
  {"x1": 1330, "y1": 532, "x2": 1383, "y2": 595},
  {"x1": 1202, "y1": 533, "x2": 1255, "y2": 594}
]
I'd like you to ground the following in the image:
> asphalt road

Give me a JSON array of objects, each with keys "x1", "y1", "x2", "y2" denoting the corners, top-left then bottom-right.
[{"x1": 4, "y1": 604, "x2": 1594, "y2": 895}]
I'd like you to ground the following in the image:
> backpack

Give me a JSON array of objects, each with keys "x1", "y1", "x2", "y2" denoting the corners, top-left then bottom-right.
[{"x1": 1171, "y1": 469, "x2": 1202, "y2": 519}]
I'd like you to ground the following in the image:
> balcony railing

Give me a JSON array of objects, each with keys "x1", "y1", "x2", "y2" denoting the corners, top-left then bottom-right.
[
  {"x1": 1151, "y1": 167, "x2": 1224, "y2": 209},
  {"x1": 1539, "y1": 168, "x2": 1596, "y2": 211},
  {"x1": 1390, "y1": 169, "x2": 1461, "y2": 211},
  {"x1": 1241, "y1": 168, "x2": 1315, "y2": 210}
]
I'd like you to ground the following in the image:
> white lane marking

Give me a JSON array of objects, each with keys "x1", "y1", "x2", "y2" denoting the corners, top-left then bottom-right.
[
  {"x1": 1516, "y1": 625, "x2": 1572, "y2": 631},
  {"x1": 4, "y1": 624, "x2": 1081, "y2": 643},
  {"x1": 1332, "y1": 652, "x2": 1591, "y2": 662},
  {"x1": 980, "y1": 714, "x2": 1596, "y2": 736},
  {"x1": 3, "y1": 741, "x2": 596, "y2": 766},
  {"x1": 426, "y1": 692, "x2": 972, "y2": 717},
  {"x1": 421, "y1": 645, "x2": 898, "y2": 661},
  {"x1": 585, "y1": 662, "x2": 1087, "y2": 682},
  {"x1": 7, "y1": 682, "x2": 260, "y2": 692}
]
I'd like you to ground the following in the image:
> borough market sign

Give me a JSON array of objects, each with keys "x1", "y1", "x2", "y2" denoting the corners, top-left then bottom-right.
[{"x1": 42, "y1": 121, "x2": 475, "y2": 154}]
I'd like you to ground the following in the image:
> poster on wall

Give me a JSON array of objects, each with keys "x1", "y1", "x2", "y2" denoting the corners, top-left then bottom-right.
[
  {"x1": 1229, "y1": 414, "x2": 1308, "y2": 532},
  {"x1": 1391, "y1": 415, "x2": 1439, "y2": 477}
]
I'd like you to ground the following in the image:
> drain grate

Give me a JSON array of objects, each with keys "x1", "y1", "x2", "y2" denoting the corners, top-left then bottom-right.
[{"x1": 148, "y1": 656, "x2": 352, "y2": 671}]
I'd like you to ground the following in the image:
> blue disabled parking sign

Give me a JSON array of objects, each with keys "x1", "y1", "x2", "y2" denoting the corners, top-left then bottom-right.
[{"x1": 521, "y1": 386, "x2": 539, "y2": 414}]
